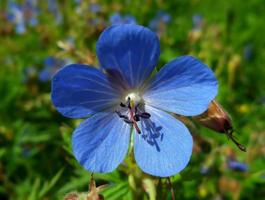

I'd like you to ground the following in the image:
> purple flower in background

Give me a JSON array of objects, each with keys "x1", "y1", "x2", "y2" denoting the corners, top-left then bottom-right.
[
  {"x1": 90, "y1": 3, "x2": 101, "y2": 13},
  {"x1": 75, "y1": 0, "x2": 81, "y2": 4},
  {"x1": 47, "y1": 0, "x2": 62, "y2": 25},
  {"x1": 192, "y1": 14, "x2": 203, "y2": 30},
  {"x1": 51, "y1": 24, "x2": 217, "y2": 177},
  {"x1": 23, "y1": 0, "x2": 39, "y2": 27},
  {"x1": 227, "y1": 160, "x2": 248, "y2": 172},
  {"x1": 39, "y1": 57, "x2": 67, "y2": 82},
  {"x1": 6, "y1": 0, "x2": 39, "y2": 33},
  {"x1": 243, "y1": 44, "x2": 254, "y2": 61},
  {"x1": 75, "y1": 1, "x2": 101, "y2": 17},
  {"x1": 47, "y1": 0, "x2": 57, "y2": 13},
  {"x1": 149, "y1": 11, "x2": 171, "y2": 33},
  {"x1": 7, "y1": 2, "x2": 26, "y2": 34},
  {"x1": 200, "y1": 165, "x2": 211, "y2": 175},
  {"x1": 109, "y1": 12, "x2": 136, "y2": 25},
  {"x1": 22, "y1": 66, "x2": 37, "y2": 83}
]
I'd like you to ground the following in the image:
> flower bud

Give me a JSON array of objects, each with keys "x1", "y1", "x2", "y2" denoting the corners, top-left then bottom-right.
[
  {"x1": 193, "y1": 100, "x2": 246, "y2": 152},
  {"x1": 193, "y1": 100, "x2": 232, "y2": 133}
]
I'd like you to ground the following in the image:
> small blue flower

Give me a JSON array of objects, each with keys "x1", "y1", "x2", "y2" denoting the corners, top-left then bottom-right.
[
  {"x1": 75, "y1": 0, "x2": 81, "y2": 4},
  {"x1": 243, "y1": 44, "x2": 253, "y2": 61},
  {"x1": 7, "y1": 2, "x2": 26, "y2": 34},
  {"x1": 90, "y1": 3, "x2": 101, "y2": 13},
  {"x1": 200, "y1": 165, "x2": 211, "y2": 175},
  {"x1": 39, "y1": 57, "x2": 67, "y2": 82},
  {"x1": 23, "y1": 0, "x2": 39, "y2": 27},
  {"x1": 192, "y1": 14, "x2": 203, "y2": 30},
  {"x1": 47, "y1": 0, "x2": 57, "y2": 13},
  {"x1": 22, "y1": 66, "x2": 37, "y2": 83},
  {"x1": 47, "y1": 0, "x2": 62, "y2": 25},
  {"x1": 109, "y1": 12, "x2": 136, "y2": 25},
  {"x1": 149, "y1": 11, "x2": 171, "y2": 33},
  {"x1": 51, "y1": 24, "x2": 218, "y2": 177},
  {"x1": 227, "y1": 160, "x2": 248, "y2": 172}
]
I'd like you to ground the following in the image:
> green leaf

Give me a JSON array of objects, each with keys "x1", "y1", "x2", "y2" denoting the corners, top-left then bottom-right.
[
  {"x1": 102, "y1": 182, "x2": 129, "y2": 200},
  {"x1": 39, "y1": 168, "x2": 64, "y2": 198}
]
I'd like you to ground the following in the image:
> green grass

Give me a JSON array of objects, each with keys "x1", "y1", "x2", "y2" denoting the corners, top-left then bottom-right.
[{"x1": 0, "y1": 0, "x2": 264, "y2": 199}]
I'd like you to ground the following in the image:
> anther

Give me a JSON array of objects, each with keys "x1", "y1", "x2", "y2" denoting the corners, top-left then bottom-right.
[
  {"x1": 120, "y1": 102, "x2": 126, "y2": 107},
  {"x1": 123, "y1": 119, "x2": 134, "y2": 124},
  {"x1": 118, "y1": 94, "x2": 144, "y2": 134},
  {"x1": 115, "y1": 110, "x2": 129, "y2": 120},
  {"x1": 134, "y1": 114, "x2": 140, "y2": 122},
  {"x1": 139, "y1": 112, "x2": 151, "y2": 119},
  {"x1": 127, "y1": 101, "x2": 131, "y2": 109}
]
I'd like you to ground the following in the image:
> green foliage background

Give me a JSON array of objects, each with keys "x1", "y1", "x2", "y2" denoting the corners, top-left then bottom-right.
[{"x1": 0, "y1": 0, "x2": 264, "y2": 199}]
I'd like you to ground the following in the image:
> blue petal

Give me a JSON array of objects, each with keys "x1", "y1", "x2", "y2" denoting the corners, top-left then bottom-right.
[
  {"x1": 96, "y1": 24, "x2": 160, "y2": 88},
  {"x1": 51, "y1": 64, "x2": 120, "y2": 118},
  {"x1": 109, "y1": 13, "x2": 122, "y2": 25},
  {"x1": 39, "y1": 68, "x2": 51, "y2": 82},
  {"x1": 134, "y1": 105, "x2": 193, "y2": 177},
  {"x1": 72, "y1": 112, "x2": 131, "y2": 173},
  {"x1": 227, "y1": 160, "x2": 248, "y2": 172},
  {"x1": 143, "y1": 56, "x2": 218, "y2": 116}
]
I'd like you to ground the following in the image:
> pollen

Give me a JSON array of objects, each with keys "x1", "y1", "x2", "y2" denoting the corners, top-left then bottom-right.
[
  {"x1": 117, "y1": 92, "x2": 147, "y2": 134},
  {"x1": 125, "y1": 92, "x2": 142, "y2": 106}
]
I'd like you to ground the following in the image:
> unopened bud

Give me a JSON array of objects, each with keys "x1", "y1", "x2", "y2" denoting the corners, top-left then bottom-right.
[
  {"x1": 193, "y1": 100, "x2": 232, "y2": 133},
  {"x1": 193, "y1": 100, "x2": 246, "y2": 152}
]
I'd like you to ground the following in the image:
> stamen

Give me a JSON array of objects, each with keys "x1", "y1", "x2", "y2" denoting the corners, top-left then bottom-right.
[
  {"x1": 133, "y1": 114, "x2": 140, "y2": 122},
  {"x1": 120, "y1": 102, "x2": 126, "y2": 107},
  {"x1": 117, "y1": 92, "x2": 150, "y2": 135},
  {"x1": 126, "y1": 97, "x2": 131, "y2": 109},
  {"x1": 139, "y1": 112, "x2": 151, "y2": 119},
  {"x1": 123, "y1": 118, "x2": 134, "y2": 124},
  {"x1": 115, "y1": 110, "x2": 129, "y2": 120}
]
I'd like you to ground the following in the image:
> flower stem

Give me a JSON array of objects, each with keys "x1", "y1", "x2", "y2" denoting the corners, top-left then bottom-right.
[{"x1": 167, "y1": 177, "x2": 175, "y2": 200}]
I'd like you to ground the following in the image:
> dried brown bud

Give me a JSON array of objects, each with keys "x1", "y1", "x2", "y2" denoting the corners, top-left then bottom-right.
[
  {"x1": 193, "y1": 100, "x2": 246, "y2": 152},
  {"x1": 193, "y1": 100, "x2": 232, "y2": 133},
  {"x1": 87, "y1": 174, "x2": 107, "y2": 200}
]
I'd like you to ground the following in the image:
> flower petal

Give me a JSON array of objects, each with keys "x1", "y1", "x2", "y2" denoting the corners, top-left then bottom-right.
[
  {"x1": 96, "y1": 24, "x2": 160, "y2": 88},
  {"x1": 72, "y1": 112, "x2": 131, "y2": 173},
  {"x1": 143, "y1": 56, "x2": 218, "y2": 116},
  {"x1": 134, "y1": 105, "x2": 193, "y2": 177},
  {"x1": 51, "y1": 64, "x2": 120, "y2": 118}
]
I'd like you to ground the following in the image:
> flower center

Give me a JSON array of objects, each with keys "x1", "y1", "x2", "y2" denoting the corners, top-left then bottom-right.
[
  {"x1": 115, "y1": 92, "x2": 151, "y2": 134},
  {"x1": 125, "y1": 92, "x2": 142, "y2": 107}
]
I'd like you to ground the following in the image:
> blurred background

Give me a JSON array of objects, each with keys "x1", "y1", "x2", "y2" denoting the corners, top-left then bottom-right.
[{"x1": 0, "y1": 0, "x2": 265, "y2": 199}]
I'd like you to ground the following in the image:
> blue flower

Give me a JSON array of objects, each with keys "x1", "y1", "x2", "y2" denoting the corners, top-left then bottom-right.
[
  {"x1": 200, "y1": 165, "x2": 210, "y2": 175},
  {"x1": 39, "y1": 57, "x2": 67, "y2": 82},
  {"x1": 243, "y1": 44, "x2": 253, "y2": 61},
  {"x1": 6, "y1": 0, "x2": 39, "y2": 33},
  {"x1": 22, "y1": 66, "x2": 37, "y2": 83},
  {"x1": 90, "y1": 3, "x2": 101, "y2": 13},
  {"x1": 227, "y1": 160, "x2": 248, "y2": 172},
  {"x1": 47, "y1": 0, "x2": 63, "y2": 25},
  {"x1": 47, "y1": 0, "x2": 57, "y2": 13},
  {"x1": 74, "y1": 0, "x2": 81, "y2": 4},
  {"x1": 109, "y1": 13, "x2": 136, "y2": 25},
  {"x1": 23, "y1": 0, "x2": 39, "y2": 27},
  {"x1": 51, "y1": 24, "x2": 218, "y2": 177},
  {"x1": 149, "y1": 11, "x2": 171, "y2": 33},
  {"x1": 7, "y1": 2, "x2": 26, "y2": 34},
  {"x1": 192, "y1": 14, "x2": 203, "y2": 31}
]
